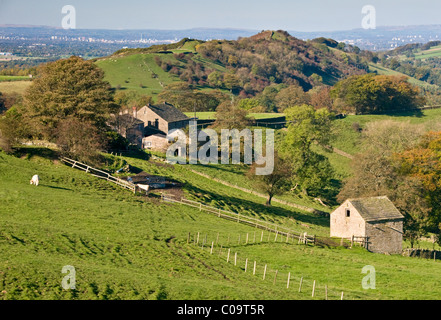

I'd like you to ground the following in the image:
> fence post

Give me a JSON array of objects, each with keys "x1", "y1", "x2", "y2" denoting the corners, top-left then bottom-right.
[
  {"x1": 341, "y1": 292, "x2": 344, "y2": 300},
  {"x1": 312, "y1": 280, "x2": 316, "y2": 297},
  {"x1": 246, "y1": 233, "x2": 249, "y2": 245},
  {"x1": 299, "y1": 277, "x2": 303, "y2": 293},
  {"x1": 245, "y1": 258, "x2": 248, "y2": 272},
  {"x1": 196, "y1": 232, "x2": 200, "y2": 245},
  {"x1": 227, "y1": 249, "x2": 230, "y2": 263},
  {"x1": 234, "y1": 252, "x2": 237, "y2": 266},
  {"x1": 325, "y1": 285, "x2": 328, "y2": 300},
  {"x1": 263, "y1": 264, "x2": 267, "y2": 280},
  {"x1": 273, "y1": 270, "x2": 278, "y2": 285},
  {"x1": 200, "y1": 203, "x2": 202, "y2": 211},
  {"x1": 261, "y1": 231, "x2": 264, "y2": 242},
  {"x1": 187, "y1": 232, "x2": 190, "y2": 244},
  {"x1": 253, "y1": 261, "x2": 257, "y2": 275},
  {"x1": 287, "y1": 272, "x2": 291, "y2": 289}
]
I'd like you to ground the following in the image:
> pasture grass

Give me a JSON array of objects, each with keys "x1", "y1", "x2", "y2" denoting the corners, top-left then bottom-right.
[
  {"x1": 0, "y1": 80, "x2": 32, "y2": 95},
  {"x1": 2, "y1": 147, "x2": 441, "y2": 300}
]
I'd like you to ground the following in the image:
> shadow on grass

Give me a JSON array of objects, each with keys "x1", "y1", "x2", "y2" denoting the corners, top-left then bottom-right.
[
  {"x1": 13, "y1": 146, "x2": 59, "y2": 161},
  {"x1": 182, "y1": 182, "x2": 330, "y2": 229},
  {"x1": 368, "y1": 109, "x2": 424, "y2": 118},
  {"x1": 44, "y1": 185, "x2": 73, "y2": 191}
]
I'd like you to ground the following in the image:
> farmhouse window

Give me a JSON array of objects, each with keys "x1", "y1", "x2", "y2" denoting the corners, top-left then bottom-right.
[{"x1": 346, "y1": 209, "x2": 351, "y2": 217}]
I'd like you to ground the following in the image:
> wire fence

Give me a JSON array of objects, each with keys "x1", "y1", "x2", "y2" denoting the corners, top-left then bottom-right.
[
  {"x1": 186, "y1": 231, "x2": 347, "y2": 300},
  {"x1": 162, "y1": 193, "x2": 316, "y2": 245}
]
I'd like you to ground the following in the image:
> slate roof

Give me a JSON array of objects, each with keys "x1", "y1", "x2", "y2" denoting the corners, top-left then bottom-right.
[
  {"x1": 148, "y1": 102, "x2": 189, "y2": 123},
  {"x1": 119, "y1": 113, "x2": 144, "y2": 126},
  {"x1": 347, "y1": 196, "x2": 404, "y2": 222}
]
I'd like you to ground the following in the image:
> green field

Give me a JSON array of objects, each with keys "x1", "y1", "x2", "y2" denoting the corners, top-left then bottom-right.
[
  {"x1": 95, "y1": 42, "x2": 228, "y2": 101},
  {"x1": 2, "y1": 146, "x2": 441, "y2": 300},
  {"x1": 414, "y1": 45, "x2": 441, "y2": 60},
  {"x1": 0, "y1": 76, "x2": 31, "y2": 82},
  {"x1": 184, "y1": 112, "x2": 284, "y2": 120},
  {"x1": 0, "y1": 80, "x2": 32, "y2": 95},
  {"x1": 368, "y1": 63, "x2": 439, "y2": 90}
]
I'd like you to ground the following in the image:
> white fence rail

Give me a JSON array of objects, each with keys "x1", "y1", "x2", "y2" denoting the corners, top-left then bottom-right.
[
  {"x1": 161, "y1": 193, "x2": 316, "y2": 245},
  {"x1": 60, "y1": 157, "x2": 136, "y2": 193}
]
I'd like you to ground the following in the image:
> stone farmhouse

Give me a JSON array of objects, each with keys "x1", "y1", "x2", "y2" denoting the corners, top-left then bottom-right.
[
  {"x1": 136, "y1": 103, "x2": 190, "y2": 151},
  {"x1": 114, "y1": 103, "x2": 190, "y2": 151},
  {"x1": 330, "y1": 196, "x2": 405, "y2": 254}
]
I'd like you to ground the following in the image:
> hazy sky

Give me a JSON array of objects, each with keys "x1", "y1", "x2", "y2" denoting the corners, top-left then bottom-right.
[{"x1": 0, "y1": 0, "x2": 440, "y2": 31}]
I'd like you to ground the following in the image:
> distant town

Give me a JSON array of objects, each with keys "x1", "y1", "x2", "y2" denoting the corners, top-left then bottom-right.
[{"x1": 2, "y1": 24, "x2": 441, "y2": 62}]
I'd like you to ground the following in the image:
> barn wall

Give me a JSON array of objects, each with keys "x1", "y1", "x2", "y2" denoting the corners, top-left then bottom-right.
[
  {"x1": 365, "y1": 220, "x2": 403, "y2": 254},
  {"x1": 330, "y1": 201, "x2": 366, "y2": 238}
]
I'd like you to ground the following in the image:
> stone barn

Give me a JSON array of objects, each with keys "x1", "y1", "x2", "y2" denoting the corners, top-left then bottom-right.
[{"x1": 330, "y1": 196, "x2": 404, "y2": 254}]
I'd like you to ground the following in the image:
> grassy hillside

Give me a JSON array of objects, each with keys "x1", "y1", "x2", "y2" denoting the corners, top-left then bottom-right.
[
  {"x1": 368, "y1": 63, "x2": 439, "y2": 90},
  {"x1": 2, "y1": 148, "x2": 441, "y2": 300},
  {"x1": 414, "y1": 45, "x2": 441, "y2": 60},
  {"x1": 95, "y1": 31, "x2": 367, "y2": 103},
  {"x1": 95, "y1": 53, "x2": 179, "y2": 98}
]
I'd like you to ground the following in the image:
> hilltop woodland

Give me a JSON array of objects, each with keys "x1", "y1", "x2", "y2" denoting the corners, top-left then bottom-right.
[{"x1": 2, "y1": 31, "x2": 441, "y2": 246}]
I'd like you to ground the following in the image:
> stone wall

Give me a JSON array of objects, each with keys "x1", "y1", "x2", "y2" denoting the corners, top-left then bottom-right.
[
  {"x1": 365, "y1": 220, "x2": 403, "y2": 254},
  {"x1": 330, "y1": 201, "x2": 366, "y2": 238}
]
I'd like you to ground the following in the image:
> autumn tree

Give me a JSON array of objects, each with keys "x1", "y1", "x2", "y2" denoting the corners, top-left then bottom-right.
[
  {"x1": 23, "y1": 56, "x2": 118, "y2": 139},
  {"x1": 395, "y1": 131, "x2": 441, "y2": 245},
  {"x1": 274, "y1": 84, "x2": 310, "y2": 112},
  {"x1": 22, "y1": 56, "x2": 118, "y2": 162},
  {"x1": 56, "y1": 117, "x2": 105, "y2": 165},
  {"x1": 337, "y1": 120, "x2": 431, "y2": 247},
  {"x1": 331, "y1": 74, "x2": 425, "y2": 114},
  {"x1": 308, "y1": 86, "x2": 333, "y2": 111},
  {"x1": 212, "y1": 100, "x2": 251, "y2": 131}
]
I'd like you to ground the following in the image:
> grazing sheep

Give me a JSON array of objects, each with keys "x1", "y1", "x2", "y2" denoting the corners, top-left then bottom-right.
[{"x1": 30, "y1": 175, "x2": 40, "y2": 186}]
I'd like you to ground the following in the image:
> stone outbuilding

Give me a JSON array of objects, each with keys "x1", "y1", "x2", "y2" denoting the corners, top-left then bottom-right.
[{"x1": 330, "y1": 196, "x2": 405, "y2": 254}]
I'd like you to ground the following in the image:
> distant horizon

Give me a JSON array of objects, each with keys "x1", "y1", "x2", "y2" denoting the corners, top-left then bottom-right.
[
  {"x1": 2, "y1": 23, "x2": 441, "y2": 33},
  {"x1": 1, "y1": 0, "x2": 441, "y2": 32}
]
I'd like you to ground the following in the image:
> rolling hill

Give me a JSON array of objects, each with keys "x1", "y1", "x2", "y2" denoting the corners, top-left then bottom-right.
[{"x1": 95, "y1": 31, "x2": 368, "y2": 102}]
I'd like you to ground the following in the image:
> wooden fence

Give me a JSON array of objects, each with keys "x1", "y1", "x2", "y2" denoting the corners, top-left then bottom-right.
[
  {"x1": 60, "y1": 157, "x2": 136, "y2": 193},
  {"x1": 161, "y1": 193, "x2": 316, "y2": 245}
]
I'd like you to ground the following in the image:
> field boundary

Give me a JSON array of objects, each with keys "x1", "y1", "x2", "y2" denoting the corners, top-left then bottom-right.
[
  {"x1": 187, "y1": 168, "x2": 329, "y2": 216},
  {"x1": 162, "y1": 193, "x2": 316, "y2": 244},
  {"x1": 60, "y1": 157, "x2": 136, "y2": 193},
  {"x1": 187, "y1": 231, "x2": 347, "y2": 300}
]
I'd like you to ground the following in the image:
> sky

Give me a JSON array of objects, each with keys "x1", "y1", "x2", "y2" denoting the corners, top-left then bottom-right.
[{"x1": 0, "y1": 0, "x2": 440, "y2": 31}]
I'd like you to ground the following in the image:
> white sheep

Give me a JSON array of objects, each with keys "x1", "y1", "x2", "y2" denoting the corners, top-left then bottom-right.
[{"x1": 30, "y1": 175, "x2": 40, "y2": 186}]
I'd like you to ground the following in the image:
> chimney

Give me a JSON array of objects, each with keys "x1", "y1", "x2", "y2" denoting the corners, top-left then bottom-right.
[{"x1": 133, "y1": 106, "x2": 137, "y2": 119}]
